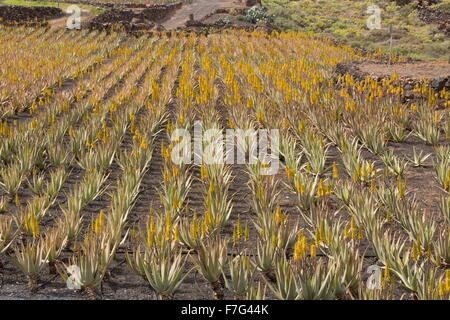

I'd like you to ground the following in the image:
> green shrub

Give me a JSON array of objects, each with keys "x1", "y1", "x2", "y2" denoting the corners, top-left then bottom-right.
[
  {"x1": 215, "y1": 17, "x2": 231, "y2": 26},
  {"x1": 243, "y1": 6, "x2": 273, "y2": 24},
  {"x1": 430, "y1": 2, "x2": 450, "y2": 12}
]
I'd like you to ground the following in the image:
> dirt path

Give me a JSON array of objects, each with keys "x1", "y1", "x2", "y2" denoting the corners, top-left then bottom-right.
[
  {"x1": 358, "y1": 61, "x2": 450, "y2": 79},
  {"x1": 162, "y1": 0, "x2": 239, "y2": 29}
]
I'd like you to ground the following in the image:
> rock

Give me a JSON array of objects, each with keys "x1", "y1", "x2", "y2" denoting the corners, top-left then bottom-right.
[
  {"x1": 246, "y1": 0, "x2": 261, "y2": 7},
  {"x1": 186, "y1": 19, "x2": 207, "y2": 27},
  {"x1": 131, "y1": 17, "x2": 144, "y2": 24},
  {"x1": 438, "y1": 19, "x2": 450, "y2": 37},
  {"x1": 404, "y1": 90, "x2": 415, "y2": 99},
  {"x1": 404, "y1": 84, "x2": 413, "y2": 91},
  {"x1": 215, "y1": 9, "x2": 228, "y2": 14},
  {"x1": 155, "y1": 24, "x2": 166, "y2": 31},
  {"x1": 335, "y1": 62, "x2": 369, "y2": 81},
  {"x1": 431, "y1": 78, "x2": 447, "y2": 91}
]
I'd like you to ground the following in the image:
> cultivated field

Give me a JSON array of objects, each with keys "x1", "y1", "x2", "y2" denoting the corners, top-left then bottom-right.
[{"x1": 0, "y1": 1, "x2": 449, "y2": 301}]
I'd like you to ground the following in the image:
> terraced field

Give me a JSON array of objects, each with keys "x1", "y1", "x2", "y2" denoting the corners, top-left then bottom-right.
[{"x1": 0, "y1": 13, "x2": 449, "y2": 301}]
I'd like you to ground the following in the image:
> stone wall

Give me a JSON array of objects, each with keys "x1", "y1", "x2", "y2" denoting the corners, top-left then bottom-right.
[
  {"x1": 335, "y1": 62, "x2": 450, "y2": 102},
  {"x1": 26, "y1": 0, "x2": 182, "y2": 9},
  {"x1": 0, "y1": 6, "x2": 63, "y2": 25},
  {"x1": 87, "y1": 4, "x2": 182, "y2": 32}
]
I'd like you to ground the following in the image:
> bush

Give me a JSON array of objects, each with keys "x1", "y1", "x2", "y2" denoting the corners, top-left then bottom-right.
[
  {"x1": 431, "y1": 2, "x2": 450, "y2": 12},
  {"x1": 215, "y1": 17, "x2": 230, "y2": 26},
  {"x1": 243, "y1": 6, "x2": 272, "y2": 24}
]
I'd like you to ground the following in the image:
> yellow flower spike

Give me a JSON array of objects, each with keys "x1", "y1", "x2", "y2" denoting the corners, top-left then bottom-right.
[
  {"x1": 295, "y1": 178, "x2": 305, "y2": 195},
  {"x1": 303, "y1": 232, "x2": 309, "y2": 248},
  {"x1": 285, "y1": 166, "x2": 293, "y2": 180},
  {"x1": 319, "y1": 220, "x2": 325, "y2": 242},
  {"x1": 293, "y1": 235, "x2": 303, "y2": 261},
  {"x1": 172, "y1": 165, "x2": 179, "y2": 178},
  {"x1": 228, "y1": 117, "x2": 235, "y2": 129},
  {"x1": 317, "y1": 179, "x2": 326, "y2": 197},
  {"x1": 370, "y1": 180, "x2": 377, "y2": 193},
  {"x1": 178, "y1": 110, "x2": 185, "y2": 125},
  {"x1": 350, "y1": 216, "x2": 357, "y2": 240},
  {"x1": 232, "y1": 226, "x2": 238, "y2": 245},
  {"x1": 152, "y1": 81, "x2": 160, "y2": 102},
  {"x1": 326, "y1": 228, "x2": 332, "y2": 246},
  {"x1": 325, "y1": 183, "x2": 331, "y2": 195},
  {"x1": 358, "y1": 226, "x2": 363, "y2": 240},
  {"x1": 96, "y1": 130, "x2": 102, "y2": 142},
  {"x1": 161, "y1": 140, "x2": 166, "y2": 155},
  {"x1": 30, "y1": 215, "x2": 40, "y2": 239},
  {"x1": 236, "y1": 215, "x2": 243, "y2": 240},
  {"x1": 166, "y1": 120, "x2": 173, "y2": 134},
  {"x1": 274, "y1": 205, "x2": 284, "y2": 225},
  {"x1": 439, "y1": 281, "x2": 446, "y2": 297},
  {"x1": 15, "y1": 193, "x2": 20, "y2": 207},
  {"x1": 308, "y1": 225, "x2": 317, "y2": 245},
  {"x1": 294, "y1": 231, "x2": 308, "y2": 261},
  {"x1": 163, "y1": 167, "x2": 169, "y2": 183},
  {"x1": 157, "y1": 232, "x2": 163, "y2": 248},
  {"x1": 200, "y1": 165, "x2": 208, "y2": 180},
  {"x1": 445, "y1": 270, "x2": 450, "y2": 292},
  {"x1": 130, "y1": 225, "x2": 137, "y2": 241},
  {"x1": 397, "y1": 177, "x2": 406, "y2": 198},
  {"x1": 343, "y1": 224, "x2": 349, "y2": 239},
  {"x1": 148, "y1": 212, "x2": 155, "y2": 232},
  {"x1": 192, "y1": 211, "x2": 199, "y2": 240},
  {"x1": 174, "y1": 225, "x2": 180, "y2": 243},
  {"x1": 139, "y1": 137, "x2": 148, "y2": 149},
  {"x1": 319, "y1": 136, "x2": 324, "y2": 148},
  {"x1": 257, "y1": 108, "x2": 265, "y2": 122},
  {"x1": 204, "y1": 209, "x2": 212, "y2": 232},
  {"x1": 93, "y1": 217, "x2": 100, "y2": 235},
  {"x1": 200, "y1": 219, "x2": 207, "y2": 237},
  {"x1": 332, "y1": 162, "x2": 339, "y2": 179},
  {"x1": 306, "y1": 162, "x2": 311, "y2": 173},
  {"x1": 433, "y1": 111, "x2": 440, "y2": 123},
  {"x1": 271, "y1": 233, "x2": 277, "y2": 249},
  {"x1": 244, "y1": 223, "x2": 250, "y2": 241},
  {"x1": 310, "y1": 244, "x2": 317, "y2": 258},
  {"x1": 208, "y1": 182, "x2": 215, "y2": 195},
  {"x1": 165, "y1": 222, "x2": 171, "y2": 241},
  {"x1": 298, "y1": 120, "x2": 305, "y2": 133},
  {"x1": 93, "y1": 207, "x2": 107, "y2": 234}
]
